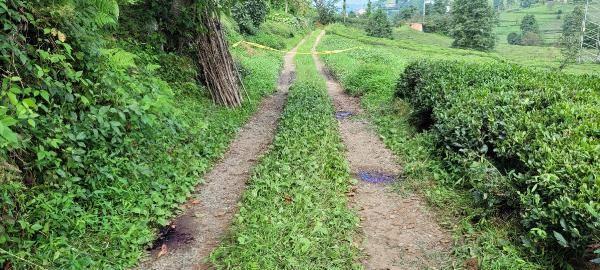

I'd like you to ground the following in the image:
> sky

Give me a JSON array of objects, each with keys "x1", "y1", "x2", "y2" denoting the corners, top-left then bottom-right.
[{"x1": 338, "y1": 0, "x2": 402, "y2": 12}]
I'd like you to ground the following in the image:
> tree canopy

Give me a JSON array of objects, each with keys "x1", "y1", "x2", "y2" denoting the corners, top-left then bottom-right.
[{"x1": 450, "y1": 0, "x2": 496, "y2": 51}]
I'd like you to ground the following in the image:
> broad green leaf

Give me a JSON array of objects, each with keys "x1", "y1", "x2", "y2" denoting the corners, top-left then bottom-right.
[{"x1": 553, "y1": 231, "x2": 568, "y2": 247}]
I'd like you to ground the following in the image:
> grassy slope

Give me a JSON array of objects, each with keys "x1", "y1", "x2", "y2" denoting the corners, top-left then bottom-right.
[
  {"x1": 210, "y1": 31, "x2": 360, "y2": 269},
  {"x1": 319, "y1": 24, "x2": 553, "y2": 269},
  {"x1": 496, "y1": 2, "x2": 600, "y2": 45},
  {"x1": 393, "y1": 24, "x2": 600, "y2": 74},
  {"x1": 496, "y1": 3, "x2": 570, "y2": 45}
]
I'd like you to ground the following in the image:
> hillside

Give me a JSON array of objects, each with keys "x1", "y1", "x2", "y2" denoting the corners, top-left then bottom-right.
[
  {"x1": 1, "y1": 1, "x2": 598, "y2": 270},
  {"x1": 393, "y1": 24, "x2": 600, "y2": 74},
  {"x1": 496, "y1": 1, "x2": 600, "y2": 45}
]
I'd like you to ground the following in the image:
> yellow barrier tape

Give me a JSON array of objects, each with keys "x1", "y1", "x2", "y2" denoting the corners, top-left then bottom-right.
[{"x1": 232, "y1": 40, "x2": 359, "y2": 55}]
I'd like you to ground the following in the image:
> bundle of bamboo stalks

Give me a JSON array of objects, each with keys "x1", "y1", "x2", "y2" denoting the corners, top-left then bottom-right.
[{"x1": 197, "y1": 8, "x2": 243, "y2": 107}]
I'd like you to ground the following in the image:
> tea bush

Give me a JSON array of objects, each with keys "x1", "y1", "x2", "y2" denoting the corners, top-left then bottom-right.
[
  {"x1": 318, "y1": 26, "x2": 552, "y2": 269},
  {"x1": 396, "y1": 59, "x2": 600, "y2": 261}
]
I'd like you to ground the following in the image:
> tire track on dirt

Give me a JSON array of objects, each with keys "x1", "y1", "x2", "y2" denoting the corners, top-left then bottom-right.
[
  {"x1": 136, "y1": 38, "x2": 306, "y2": 270},
  {"x1": 312, "y1": 30, "x2": 451, "y2": 270}
]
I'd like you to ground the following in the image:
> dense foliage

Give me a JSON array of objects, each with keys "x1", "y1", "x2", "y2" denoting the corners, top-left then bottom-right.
[
  {"x1": 313, "y1": 0, "x2": 338, "y2": 25},
  {"x1": 0, "y1": 0, "x2": 307, "y2": 268},
  {"x1": 450, "y1": 0, "x2": 496, "y2": 51},
  {"x1": 396, "y1": 59, "x2": 599, "y2": 265},
  {"x1": 424, "y1": 0, "x2": 451, "y2": 34},
  {"x1": 366, "y1": 8, "x2": 393, "y2": 39},
  {"x1": 232, "y1": 0, "x2": 269, "y2": 34},
  {"x1": 508, "y1": 14, "x2": 543, "y2": 46}
]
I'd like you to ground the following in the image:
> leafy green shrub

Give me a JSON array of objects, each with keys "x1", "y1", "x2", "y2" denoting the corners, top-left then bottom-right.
[
  {"x1": 520, "y1": 14, "x2": 540, "y2": 35},
  {"x1": 231, "y1": 0, "x2": 269, "y2": 35},
  {"x1": 396, "y1": 59, "x2": 600, "y2": 263},
  {"x1": 507, "y1": 32, "x2": 522, "y2": 45},
  {"x1": 261, "y1": 20, "x2": 295, "y2": 38},
  {"x1": 266, "y1": 11, "x2": 309, "y2": 32},
  {"x1": 520, "y1": 31, "x2": 542, "y2": 46}
]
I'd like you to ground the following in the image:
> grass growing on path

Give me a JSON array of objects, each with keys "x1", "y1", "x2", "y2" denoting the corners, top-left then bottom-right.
[
  {"x1": 317, "y1": 27, "x2": 553, "y2": 269},
  {"x1": 210, "y1": 31, "x2": 360, "y2": 269}
]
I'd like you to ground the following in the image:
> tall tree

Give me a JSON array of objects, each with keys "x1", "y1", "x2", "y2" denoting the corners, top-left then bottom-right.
[
  {"x1": 559, "y1": 6, "x2": 585, "y2": 69},
  {"x1": 313, "y1": 0, "x2": 338, "y2": 24},
  {"x1": 366, "y1": 8, "x2": 393, "y2": 38},
  {"x1": 520, "y1": 14, "x2": 540, "y2": 34},
  {"x1": 450, "y1": 0, "x2": 496, "y2": 51}
]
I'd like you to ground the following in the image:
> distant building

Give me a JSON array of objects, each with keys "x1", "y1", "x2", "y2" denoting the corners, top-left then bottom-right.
[{"x1": 410, "y1": 23, "x2": 423, "y2": 32}]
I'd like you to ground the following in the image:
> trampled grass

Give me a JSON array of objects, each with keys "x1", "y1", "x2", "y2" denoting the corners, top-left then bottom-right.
[{"x1": 210, "y1": 31, "x2": 360, "y2": 269}]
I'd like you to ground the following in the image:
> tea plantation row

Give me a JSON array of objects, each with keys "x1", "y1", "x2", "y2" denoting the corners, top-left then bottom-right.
[
  {"x1": 397, "y1": 60, "x2": 599, "y2": 261},
  {"x1": 318, "y1": 24, "x2": 598, "y2": 268}
]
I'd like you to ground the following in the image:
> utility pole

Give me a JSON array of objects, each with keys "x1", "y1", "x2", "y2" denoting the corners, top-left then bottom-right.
[
  {"x1": 343, "y1": 0, "x2": 347, "y2": 23},
  {"x1": 578, "y1": 0, "x2": 589, "y2": 63},
  {"x1": 422, "y1": 0, "x2": 426, "y2": 23},
  {"x1": 579, "y1": 0, "x2": 600, "y2": 63}
]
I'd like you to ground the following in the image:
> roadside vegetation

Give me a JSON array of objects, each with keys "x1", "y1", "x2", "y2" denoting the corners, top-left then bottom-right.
[
  {"x1": 1, "y1": 1, "x2": 307, "y2": 268},
  {"x1": 211, "y1": 31, "x2": 360, "y2": 269}
]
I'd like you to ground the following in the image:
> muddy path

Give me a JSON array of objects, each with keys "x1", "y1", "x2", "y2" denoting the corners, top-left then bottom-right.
[
  {"x1": 136, "y1": 38, "x2": 306, "y2": 270},
  {"x1": 312, "y1": 30, "x2": 451, "y2": 270}
]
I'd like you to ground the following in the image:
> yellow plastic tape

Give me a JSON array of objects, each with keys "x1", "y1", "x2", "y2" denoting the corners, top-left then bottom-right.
[{"x1": 232, "y1": 40, "x2": 358, "y2": 55}]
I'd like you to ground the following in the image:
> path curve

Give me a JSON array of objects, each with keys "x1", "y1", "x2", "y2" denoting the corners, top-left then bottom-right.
[
  {"x1": 312, "y1": 30, "x2": 451, "y2": 270},
  {"x1": 136, "y1": 38, "x2": 306, "y2": 270}
]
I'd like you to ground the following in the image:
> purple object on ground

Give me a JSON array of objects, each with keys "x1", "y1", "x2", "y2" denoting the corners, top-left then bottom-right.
[
  {"x1": 335, "y1": 111, "x2": 354, "y2": 119},
  {"x1": 358, "y1": 171, "x2": 396, "y2": 184}
]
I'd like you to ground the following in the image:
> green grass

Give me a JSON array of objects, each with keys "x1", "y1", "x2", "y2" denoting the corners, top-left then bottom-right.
[
  {"x1": 210, "y1": 30, "x2": 360, "y2": 269},
  {"x1": 318, "y1": 25, "x2": 555, "y2": 269},
  {"x1": 389, "y1": 23, "x2": 600, "y2": 74},
  {"x1": 496, "y1": 3, "x2": 571, "y2": 45},
  {"x1": 496, "y1": 2, "x2": 600, "y2": 45}
]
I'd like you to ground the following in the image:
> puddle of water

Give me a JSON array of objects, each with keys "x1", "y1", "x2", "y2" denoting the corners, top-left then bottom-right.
[
  {"x1": 335, "y1": 111, "x2": 354, "y2": 120},
  {"x1": 358, "y1": 171, "x2": 396, "y2": 184}
]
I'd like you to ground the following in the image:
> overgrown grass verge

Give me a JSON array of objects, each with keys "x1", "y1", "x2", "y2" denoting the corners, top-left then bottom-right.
[
  {"x1": 0, "y1": 18, "x2": 302, "y2": 270},
  {"x1": 210, "y1": 31, "x2": 360, "y2": 269},
  {"x1": 318, "y1": 26, "x2": 558, "y2": 269}
]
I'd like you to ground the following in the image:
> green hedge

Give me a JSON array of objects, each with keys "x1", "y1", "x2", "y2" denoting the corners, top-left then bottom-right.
[{"x1": 396, "y1": 60, "x2": 600, "y2": 261}]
